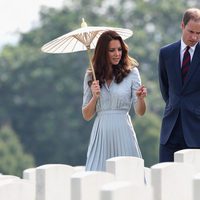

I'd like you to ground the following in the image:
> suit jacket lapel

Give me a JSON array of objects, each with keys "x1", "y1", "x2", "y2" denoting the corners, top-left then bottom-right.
[
  {"x1": 173, "y1": 41, "x2": 182, "y2": 87},
  {"x1": 183, "y1": 42, "x2": 200, "y2": 88}
]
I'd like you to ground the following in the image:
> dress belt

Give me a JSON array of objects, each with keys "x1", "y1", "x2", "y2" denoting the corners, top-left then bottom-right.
[{"x1": 97, "y1": 110, "x2": 128, "y2": 116}]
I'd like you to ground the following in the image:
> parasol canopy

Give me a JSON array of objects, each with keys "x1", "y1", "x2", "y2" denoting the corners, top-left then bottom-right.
[{"x1": 41, "y1": 19, "x2": 133, "y2": 80}]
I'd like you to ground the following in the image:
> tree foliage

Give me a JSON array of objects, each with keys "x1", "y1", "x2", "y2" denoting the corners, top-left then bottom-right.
[
  {"x1": 133, "y1": 112, "x2": 160, "y2": 167},
  {"x1": 0, "y1": 125, "x2": 34, "y2": 176}
]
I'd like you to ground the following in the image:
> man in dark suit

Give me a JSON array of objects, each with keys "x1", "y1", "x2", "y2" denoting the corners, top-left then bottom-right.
[{"x1": 158, "y1": 8, "x2": 200, "y2": 162}]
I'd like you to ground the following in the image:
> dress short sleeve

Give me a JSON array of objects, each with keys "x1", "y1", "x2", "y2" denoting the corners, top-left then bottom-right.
[
  {"x1": 82, "y1": 72, "x2": 92, "y2": 108},
  {"x1": 131, "y1": 67, "x2": 141, "y2": 105}
]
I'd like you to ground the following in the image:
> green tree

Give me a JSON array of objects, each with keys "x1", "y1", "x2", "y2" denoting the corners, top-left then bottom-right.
[
  {"x1": 133, "y1": 112, "x2": 160, "y2": 167},
  {"x1": 0, "y1": 125, "x2": 35, "y2": 177}
]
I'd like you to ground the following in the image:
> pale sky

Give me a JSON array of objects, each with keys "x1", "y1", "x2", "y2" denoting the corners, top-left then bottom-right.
[{"x1": 0, "y1": 0, "x2": 64, "y2": 48}]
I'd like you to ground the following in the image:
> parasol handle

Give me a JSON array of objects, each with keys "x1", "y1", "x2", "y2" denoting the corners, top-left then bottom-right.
[{"x1": 86, "y1": 47, "x2": 96, "y2": 81}]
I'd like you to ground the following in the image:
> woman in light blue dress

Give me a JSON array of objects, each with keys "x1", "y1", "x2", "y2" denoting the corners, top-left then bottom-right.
[{"x1": 82, "y1": 30, "x2": 147, "y2": 171}]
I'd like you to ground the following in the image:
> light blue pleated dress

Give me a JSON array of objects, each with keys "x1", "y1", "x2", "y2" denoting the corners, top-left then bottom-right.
[{"x1": 82, "y1": 67, "x2": 142, "y2": 171}]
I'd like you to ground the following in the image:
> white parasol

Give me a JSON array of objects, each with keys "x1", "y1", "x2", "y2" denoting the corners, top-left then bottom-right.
[{"x1": 41, "y1": 19, "x2": 133, "y2": 80}]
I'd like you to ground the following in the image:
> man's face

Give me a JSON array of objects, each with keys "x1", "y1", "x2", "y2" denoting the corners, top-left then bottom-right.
[{"x1": 181, "y1": 20, "x2": 200, "y2": 46}]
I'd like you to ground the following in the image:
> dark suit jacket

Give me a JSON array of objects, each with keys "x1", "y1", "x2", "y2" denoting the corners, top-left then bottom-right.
[{"x1": 158, "y1": 40, "x2": 200, "y2": 147}]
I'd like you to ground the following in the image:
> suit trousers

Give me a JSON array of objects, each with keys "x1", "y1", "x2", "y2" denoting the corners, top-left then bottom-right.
[{"x1": 159, "y1": 112, "x2": 188, "y2": 162}]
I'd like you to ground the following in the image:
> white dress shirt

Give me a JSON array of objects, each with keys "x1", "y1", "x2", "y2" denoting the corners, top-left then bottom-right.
[{"x1": 180, "y1": 39, "x2": 197, "y2": 67}]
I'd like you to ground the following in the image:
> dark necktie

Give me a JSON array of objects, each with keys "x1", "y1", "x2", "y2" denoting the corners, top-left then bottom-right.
[{"x1": 181, "y1": 46, "x2": 191, "y2": 83}]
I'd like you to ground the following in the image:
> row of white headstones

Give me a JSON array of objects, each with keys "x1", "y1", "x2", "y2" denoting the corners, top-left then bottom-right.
[{"x1": 0, "y1": 149, "x2": 200, "y2": 200}]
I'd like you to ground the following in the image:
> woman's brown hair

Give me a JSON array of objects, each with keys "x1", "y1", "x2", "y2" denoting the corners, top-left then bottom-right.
[{"x1": 87, "y1": 30, "x2": 138, "y2": 87}]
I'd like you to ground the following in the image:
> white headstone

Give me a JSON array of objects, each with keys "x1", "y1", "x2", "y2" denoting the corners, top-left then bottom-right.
[
  {"x1": 144, "y1": 167, "x2": 151, "y2": 185},
  {"x1": 36, "y1": 164, "x2": 75, "y2": 200},
  {"x1": 106, "y1": 156, "x2": 145, "y2": 185},
  {"x1": 23, "y1": 168, "x2": 36, "y2": 181},
  {"x1": 193, "y1": 173, "x2": 200, "y2": 200},
  {"x1": 0, "y1": 175, "x2": 20, "y2": 182},
  {"x1": 74, "y1": 166, "x2": 85, "y2": 172},
  {"x1": 100, "y1": 181, "x2": 153, "y2": 200},
  {"x1": 174, "y1": 149, "x2": 200, "y2": 172},
  {"x1": 151, "y1": 162, "x2": 195, "y2": 200},
  {"x1": 23, "y1": 168, "x2": 36, "y2": 198},
  {"x1": 0, "y1": 179, "x2": 35, "y2": 200},
  {"x1": 71, "y1": 171, "x2": 115, "y2": 200}
]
